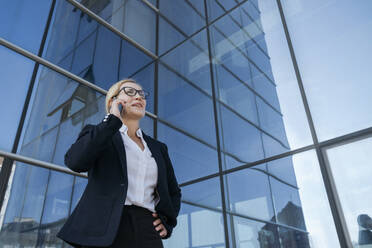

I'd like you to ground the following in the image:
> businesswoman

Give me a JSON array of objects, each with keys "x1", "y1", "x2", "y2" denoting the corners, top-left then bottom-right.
[{"x1": 57, "y1": 79, "x2": 182, "y2": 248}]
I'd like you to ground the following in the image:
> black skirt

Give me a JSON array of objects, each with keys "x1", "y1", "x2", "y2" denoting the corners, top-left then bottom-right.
[{"x1": 80, "y1": 204, "x2": 164, "y2": 248}]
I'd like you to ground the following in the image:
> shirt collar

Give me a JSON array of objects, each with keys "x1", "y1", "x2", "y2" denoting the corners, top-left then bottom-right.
[{"x1": 119, "y1": 123, "x2": 143, "y2": 138}]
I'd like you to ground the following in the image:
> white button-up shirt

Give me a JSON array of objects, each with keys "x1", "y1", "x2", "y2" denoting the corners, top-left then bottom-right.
[{"x1": 119, "y1": 123, "x2": 160, "y2": 212}]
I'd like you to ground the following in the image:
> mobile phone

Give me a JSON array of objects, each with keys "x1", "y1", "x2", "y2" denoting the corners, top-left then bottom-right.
[{"x1": 118, "y1": 103, "x2": 123, "y2": 113}]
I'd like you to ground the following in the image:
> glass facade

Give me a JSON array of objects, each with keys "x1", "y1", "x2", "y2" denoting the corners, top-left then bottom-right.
[{"x1": 0, "y1": 0, "x2": 371, "y2": 247}]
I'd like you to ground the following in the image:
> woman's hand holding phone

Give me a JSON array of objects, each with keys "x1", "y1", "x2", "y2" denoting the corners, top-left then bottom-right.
[{"x1": 110, "y1": 97, "x2": 126, "y2": 120}]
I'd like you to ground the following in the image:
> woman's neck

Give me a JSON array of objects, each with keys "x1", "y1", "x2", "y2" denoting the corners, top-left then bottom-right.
[{"x1": 122, "y1": 119, "x2": 140, "y2": 138}]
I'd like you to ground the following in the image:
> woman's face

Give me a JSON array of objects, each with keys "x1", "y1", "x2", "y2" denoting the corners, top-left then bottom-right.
[{"x1": 115, "y1": 82, "x2": 147, "y2": 120}]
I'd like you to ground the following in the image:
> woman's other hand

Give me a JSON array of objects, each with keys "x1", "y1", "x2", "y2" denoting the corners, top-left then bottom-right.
[{"x1": 152, "y1": 212, "x2": 167, "y2": 238}]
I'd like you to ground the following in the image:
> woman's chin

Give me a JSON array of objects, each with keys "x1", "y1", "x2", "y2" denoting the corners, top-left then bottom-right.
[{"x1": 123, "y1": 111, "x2": 145, "y2": 119}]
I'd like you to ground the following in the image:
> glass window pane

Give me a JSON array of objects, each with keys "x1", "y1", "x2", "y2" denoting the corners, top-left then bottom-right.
[
  {"x1": 324, "y1": 136, "x2": 372, "y2": 246},
  {"x1": 159, "y1": 0, "x2": 206, "y2": 36},
  {"x1": 217, "y1": 104, "x2": 264, "y2": 168},
  {"x1": 19, "y1": 65, "x2": 104, "y2": 163},
  {"x1": 158, "y1": 64, "x2": 216, "y2": 145},
  {"x1": 231, "y1": 215, "x2": 280, "y2": 248},
  {"x1": 0, "y1": 162, "x2": 84, "y2": 247},
  {"x1": 160, "y1": 30, "x2": 212, "y2": 95},
  {"x1": 127, "y1": 62, "x2": 155, "y2": 114},
  {"x1": 0, "y1": 0, "x2": 52, "y2": 54},
  {"x1": 281, "y1": 0, "x2": 372, "y2": 141},
  {"x1": 0, "y1": 46, "x2": 34, "y2": 151},
  {"x1": 163, "y1": 203, "x2": 225, "y2": 247},
  {"x1": 39, "y1": 171, "x2": 74, "y2": 247},
  {"x1": 278, "y1": 226, "x2": 311, "y2": 248},
  {"x1": 157, "y1": 122, "x2": 219, "y2": 183},
  {"x1": 43, "y1": 0, "x2": 155, "y2": 93},
  {"x1": 212, "y1": 0, "x2": 313, "y2": 153},
  {"x1": 80, "y1": 0, "x2": 156, "y2": 53},
  {"x1": 206, "y1": 0, "x2": 240, "y2": 23},
  {"x1": 271, "y1": 150, "x2": 339, "y2": 247},
  {"x1": 224, "y1": 167, "x2": 274, "y2": 221},
  {"x1": 158, "y1": 16, "x2": 186, "y2": 56},
  {"x1": 182, "y1": 176, "x2": 222, "y2": 210},
  {"x1": 0, "y1": 164, "x2": 49, "y2": 247}
]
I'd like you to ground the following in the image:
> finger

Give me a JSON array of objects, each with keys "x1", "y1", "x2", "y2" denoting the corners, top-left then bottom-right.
[
  {"x1": 159, "y1": 229, "x2": 167, "y2": 237},
  {"x1": 152, "y1": 212, "x2": 158, "y2": 217},
  {"x1": 153, "y1": 219, "x2": 161, "y2": 226},
  {"x1": 155, "y1": 223, "x2": 164, "y2": 231}
]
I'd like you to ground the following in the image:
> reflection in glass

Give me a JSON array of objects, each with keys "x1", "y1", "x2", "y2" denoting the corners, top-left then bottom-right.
[
  {"x1": 158, "y1": 64, "x2": 216, "y2": 145},
  {"x1": 325, "y1": 136, "x2": 372, "y2": 246},
  {"x1": 0, "y1": 164, "x2": 49, "y2": 247},
  {"x1": 157, "y1": 122, "x2": 218, "y2": 183},
  {"x1": 217, "y1": 104, "x2": 264, "y2": 165},
  {"x1": 274, "y1": 150, "x2": 339, "y2": 247},
  {"x1": 270, "y1": 177, "x2": 305, "y2": 230},
  {"x1": 160, "y1": 30, "x2": 211, "y2": 95},
  {"x1": 278, "y1": 227, "x2": 310, "y2": 248},
  {"x1": 181, "y1": 176, "x2": 222, "y2": 210},
  {"x1": 39, "y1": 171, "x2": 74, "y2": 247},
  {"x1": 43, "y1": 0, "x2": 155, "y2": 93},
  {"x1": 231, "y1": 215, "x2": 280, "y2": 248},
  {"x1": 224, "y1": 167, "x2": 274, "y2": 221},
  {"x1": 163, "y1": 203, "x2": 225, "y2": 248},
  {"x1": 20, "y1": 66, "x2": 104, "y2": 162},
  {"x1": 159, "y1": 0, "x2": 205, "y2": 36},
  {"x1": 80, "y1": 0, "x2": 156, "y2": 53}
]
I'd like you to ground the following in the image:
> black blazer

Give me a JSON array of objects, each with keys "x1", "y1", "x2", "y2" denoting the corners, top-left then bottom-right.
[{"x1": 56, "y1": 114, "x2": 182, "y2": 247}]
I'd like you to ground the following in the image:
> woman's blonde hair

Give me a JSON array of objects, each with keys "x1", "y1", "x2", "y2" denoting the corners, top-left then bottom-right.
[{"x1": 105, "y1": 78, "x2": 142, "y2": 114}]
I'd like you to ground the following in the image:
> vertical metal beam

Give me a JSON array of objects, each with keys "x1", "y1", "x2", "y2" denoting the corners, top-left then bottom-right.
[
  {"x1": 203, "y1": 1, "x2": 230, "y2": 247},
  {"x1": 275, "y1": 0, "x2": 352, "y2": 247}
]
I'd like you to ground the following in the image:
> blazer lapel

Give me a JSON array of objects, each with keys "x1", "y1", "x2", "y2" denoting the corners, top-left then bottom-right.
[{"x1": 112, "y1": 131, "x2": 128, "y2": 179}]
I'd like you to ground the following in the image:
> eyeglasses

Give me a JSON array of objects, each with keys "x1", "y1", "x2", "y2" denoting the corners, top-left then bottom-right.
[{"x1": 115, "y1": 86, "x2": 149, "y2": 99}]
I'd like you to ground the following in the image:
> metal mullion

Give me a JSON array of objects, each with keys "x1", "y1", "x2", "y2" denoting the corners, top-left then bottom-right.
[
  {"x1": 160, "y1": 59, "x2": 286, "y2": 148},
  {"x1": 0, "y1": 38, "x2": 105, "y2": 94},
  {"x1": 66, "y1": 0, "x2": 157, "y2": 60},
  {"x1": 182, "y1": 198, "x2": 309, "y2": 235},
  {"x1": 0, "y1": 150, "x2": 87, "y2": 179},
  {"x1": 204, "y1": 1, "x2": 230, "y2": 247},
  {"x1": 183, "y1": 126, "x2": 372, "y2": 189},
  {"x1": 318, "y1": 126, "x2": 372, "y2": 149},
  {"x1": 154, "y1": 0, "x2": 159, "y2": 139},
  {"x1": 154, "y1": 66, "x2": 289, "y2": 160},
  {"x1": 217, "y1": 98, "x2": 288, "y2": 148},
  {"x1": 227, "y1": 209, "x2": 309, "y2": 234},
  {"x1": 180, "y1": 143, "x2": 314, "y2": 187},
  {"x1": 158, "y1": 60, "x2": 212, "y2": 98},
  {"x1": 157, "y1": 118, "x2": 217, "y2": 151},
  {"x1": 275, "y1": 0, "x2": 352, "y2": 247},
  {"x1": 0, "y1": 39, "x2": 158, "y2": 121},
  {"x1": 141, "y1": 0, "x2": 158, "y2": 12}
]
